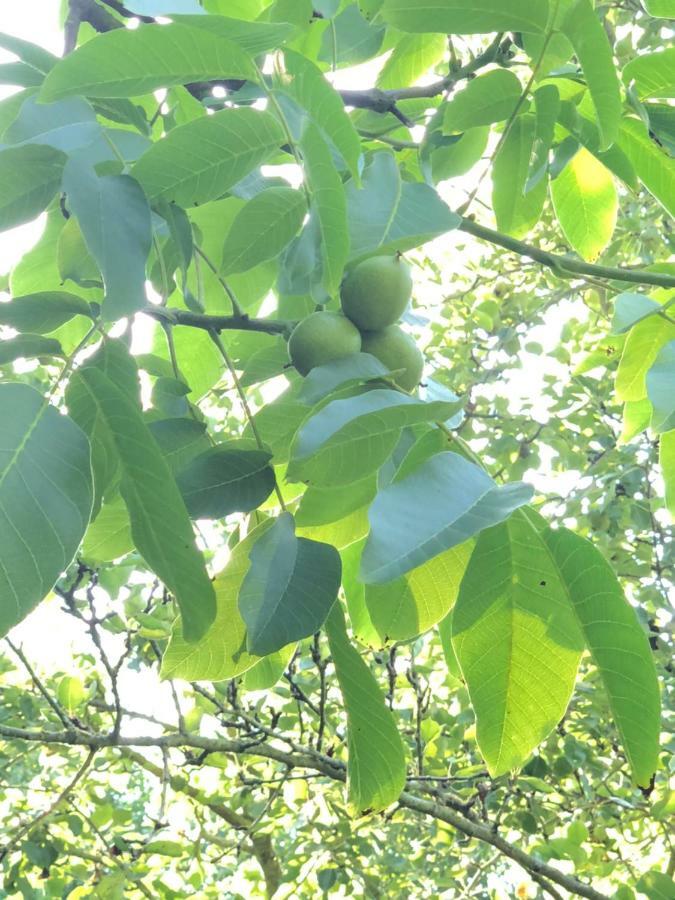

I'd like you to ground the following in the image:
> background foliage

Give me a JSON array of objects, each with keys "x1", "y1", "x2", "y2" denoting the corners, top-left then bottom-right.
[{"x1": 0, "y1": 0, "x2": 673, "y2": 897}]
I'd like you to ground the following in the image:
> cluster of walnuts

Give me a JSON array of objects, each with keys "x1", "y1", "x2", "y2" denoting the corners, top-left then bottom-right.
[{"x1": 288, "y1": 255, "x2": 423, "y2": 392}]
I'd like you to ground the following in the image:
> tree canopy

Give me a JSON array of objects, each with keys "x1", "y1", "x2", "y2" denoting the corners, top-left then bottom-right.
[{"x1": 0, "y1": 1, "x2": 673, "y2": 898}]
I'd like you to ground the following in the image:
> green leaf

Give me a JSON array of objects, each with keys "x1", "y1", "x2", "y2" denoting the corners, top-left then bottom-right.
[
  {"x1": 81, "y1": 496, "x2": 134, "y2": 564},
  {"x1": 176, "y1": 444, "x2": 276, "y2": 519},
  {"x1": 377, "y1": 33, "x2": 446, "y2": 89},
  {"x1": 3, "y1": 95, "x2": 100, "y2": 154},
  {"x1": 559, "y1": 0, "x2": 622, "y2": 151},
  {"x1": 492, "y1": 115, "x2": 547, "y2": 238},
  {"x1": 361, "y1": 451, "x2": 533, "y2": 583},
  {"x1": 0, "y1": 31, "x2": 57, "y2": 75},
  {"x1": 556, "y1": 99, "x2": 637, "y2": 190},
  {"x1": 319, "y1": 4, "x2": 385, "y2": 67},
  {"x1": 300, "y1": 121, "x2": 349, "y2": 295},
  {"x1": 71, "y1": 367, "x2": 215, "y2": 642},
  {"x1": 619, "y1": 398, "x2": 652, "y2": 445},
  {"x1": 288, "y1": 389, "x2": 462, "y2": 487},
  {"x1": 346, "y1": 152, "x2": 460, "y2": 261},
  {"x1": 296, "y1": 474, "x2": 377, "y2": 527},
  {"x1": 623, "y1": 48, "x2": 675, "y2": 100},
  {"x1": 543, "y1": 526, "x2": 660, "y2": 788},
  {"x1": 220, "y1": 187, "x2": 306, "y2": 275},
  {"x1": 381, "y1": 0, "x2": 548, "y2": 33},
  {"x1": 172, "y1": 14, "x2": 294, "y2": 54},
  {"x1": 442, "y1": 70, "x2": 523, "y2": 133},
  {"x1": 242, "y1": 644, "x2": 295, "y2": 691},
  {"x1": 452, "y1": 513, "x2": 584, "y2": 777},
  {"x1": 550, "y1": 147, "x2": 618, "y2": 262},
  {"x1": 616, "y1": 315, "x2": 675, "y2": 401},
  {"x1": 63, "y1": 164, "x2": 152, "y2": 321},
  {"x1": 325, "y1": 602, "x2": 406, "y2": 813},
  {"x1": 526, "y1": 84, "x2": 560, "y2": 192},
  {"x1": 297, "y1": 353, "x2": 391, "y2": 405},
  {"x1": 643, "y1": 0, "x2": 675, "y2": 15},
  {"x1": 0, "y1": 292, "x2": 92, "y2": 334},
  {"x1": 366, "y1": 542, "x2": 472, "y2": 642},
  {"x1": 161, "y1": 520, "x2": 285, "y2": 681},
  {"x1": 239, "y1": 512, "x2": 341, "y2": 655},
  {"x1": 40, "y1": 23, "x2": 258, "y2": 101},
  {"x1": 428, "y1": 127, "x2": 490, "y2": 183},
  {"x1": 618, "y1": 117, "x2": 675, "y2": 218},
  {"x1": 646, "y1": 341, "x2": 675, "y2": 433},
  {"x1": 282, "y1": 49, "x2": 362, "y2": 180},
  {"x1": 131, "y1": 107, "x2": 284, "y2": 206},
  {"x1": 635, "y1": 871, "x2": 675, "y2": 900},
  {"x1": 0, "y1": 334, "x2": 63, "y2": 365},
  {"x1": 612, "y1": 292, "x2": 660, "y2": 334},
  {"x1": 661, "y1": 429, "x2": 675, "y2": 519},
  {"x1": 0, "y1": 144, "x2": 66, "y2": 233},
  {"x1": 148, "y1": 417, "x2": 210, "y2": 474},
  {"x1": 0, "y1": 383, "x2": 93, "y2": 636}
]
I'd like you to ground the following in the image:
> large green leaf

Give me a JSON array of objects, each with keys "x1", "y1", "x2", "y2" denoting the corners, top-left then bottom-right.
[
  {"x1": 297, "y1": 353, "x2": 390, "y2": 405},
  {"x1": 559, "y1": 0, "x2": 622, "y2": 151},
  {"x1": 70, "y1": 367, "x2": 215, "y2": 642},
  {"x1": 288, "y1": 390, "x2": 462, "y2": 487},
  {"x1": 161, "y1": 520, "x2": 288, "y2": 681},
  {"x1": 0, "y1": 292, "x2": 92, "y2": 334},
  {"x1": 361, "y1": 451, "x2": 533, "y2": 583},
  {"x1": 176, "y1": 444, "x2": 276, "y2": 519},
  {"x1": 616, "y1": 315, "x2": 675, "y2": 401},
  {"x1": 543, "y1": 526, "x2": 660, "y2": 788},
  {"x1": 325, "y1": 602, "x2": 407, "y2": 814},
  {"x1": 365, "y1": 542, "x2": 472, "y2": 642},
  {"x1": 220, "y1": 187, "x2": 306, "y2": 275},
  {"x1": 282, "y1": 49, "x2": 361, "y2": 179},
  {"x1": 442, "y1": 69, "x2": 522, "y2": 133},
  {"x1": 556, "y1": 99, "x2": 636, "y2": 190},
  {"x1": 451, "y1": 513, "x2": 584, "y2": 777},
  {"x1": 643, "y1": 0, "x2": 675, "y2": 14},
  {"x1": 171, "y1": 14, "x2": 294, "y2": 54},
  {"x1": 618, "y1": 117, "x2": 675, "y2": 218},
  {"x1": 0, "y1": 144, "x2": 66, "y2": 233},
  {"x1": 0, "y1": 334, "x2": 63, "y2": 365},
  {"x1": 646, "y1": 341, "x2": 675, "y2": 433},
  {"x1": 623, "y1": 48, "x2": 675, "y2": 100},
  {"x1": 492, "y1": 115, "x2": 547, "y2": 238},
  {"x1": 299, "y1": 121, "x2": 349, "y2": 295},
  {"x1": 40, "y1": 23, "x2": 258, "y2": 101},
  {"x1": 550, "y1": 147, "x2": 617, "y2": 262},
  {"x1": 3, "y1": 96, "x2": 101, "y2": 154},
  {"x1": 239, "y1": 512, "x2": 341, "y2": 656},
  {"x1": 81, "y1": 496, "x2": 134, "y2": 564},
  {"x1": 131, "y1": 108, "x2": 284, "y2": 206},
  {"x1": 63, "y1": 164, "x2": 152, "y2": 321},
  {"x1": 376, "y1": 33, "x2": 446, "y2": 89},
  {"x1": 346, "y1": 152, "x2": 460, "y2": 261},
  {"x1": 381, "y1": 0, "x2": 548, "y2": 33},
  {"x1": 0, "y1": 383, "x2": 93, "y2": 636}
]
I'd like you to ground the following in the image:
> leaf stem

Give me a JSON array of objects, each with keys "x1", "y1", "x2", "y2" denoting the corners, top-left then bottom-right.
[{"x1": 208, "y1": 329, "x2": 287, "y2": 512}]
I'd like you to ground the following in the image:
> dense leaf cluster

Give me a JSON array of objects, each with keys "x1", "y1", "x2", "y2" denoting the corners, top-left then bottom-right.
[{"x1": 0, "y1": 0, "x2": 672, "y2": 897}]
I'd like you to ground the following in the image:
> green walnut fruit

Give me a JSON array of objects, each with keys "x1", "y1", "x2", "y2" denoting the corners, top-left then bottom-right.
[
  {"x1": 340, "y1": 255, "x2": 412, "y2": 331},
  {"x1": 361, "y1": 325, "x2": 424, "y2": 392},
  {"x1": 288, "y1": 311, "x2": 361, "y2": 376}
]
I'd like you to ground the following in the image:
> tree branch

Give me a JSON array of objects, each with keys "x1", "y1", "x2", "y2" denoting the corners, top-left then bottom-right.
[
  {"x1": 458, "y1": 217, "x2": 675, "y2": 289},
  {"x1": 0, "y1": 723, "x2": 609, "y2": 900},
  {"x1": 142, "y1": 305, "x2": 294, "y2": 337},
  {"x1": 121, "y1": 749, "x2": 282, "y2": 898},
  {"x1": 64, "y1": 0, "x2": 122, "y2": 54}
]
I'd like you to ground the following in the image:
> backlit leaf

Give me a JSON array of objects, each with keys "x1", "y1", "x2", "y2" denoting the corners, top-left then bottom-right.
[
  {"x1": 0, "y1": 383, "x2": 92, "y2": 636},
  {"x1": 381, "y1": 0, "x2": 548, "y2": 34},
  {"x1": 361, "y1": 451, "x2": 533, "y2": 583},
  {"x1": 71, "y1": 367, "x2": 215, "y2": 642},
  {"x1": 239, "y1": 512, "x2": 341, "y2": 655},
  {"x1": 0, "y1": 144, "x2": 66, "y2": 233},
  {"x1": 326, "y1": 602, "x2": 407, "y2": 813}
]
